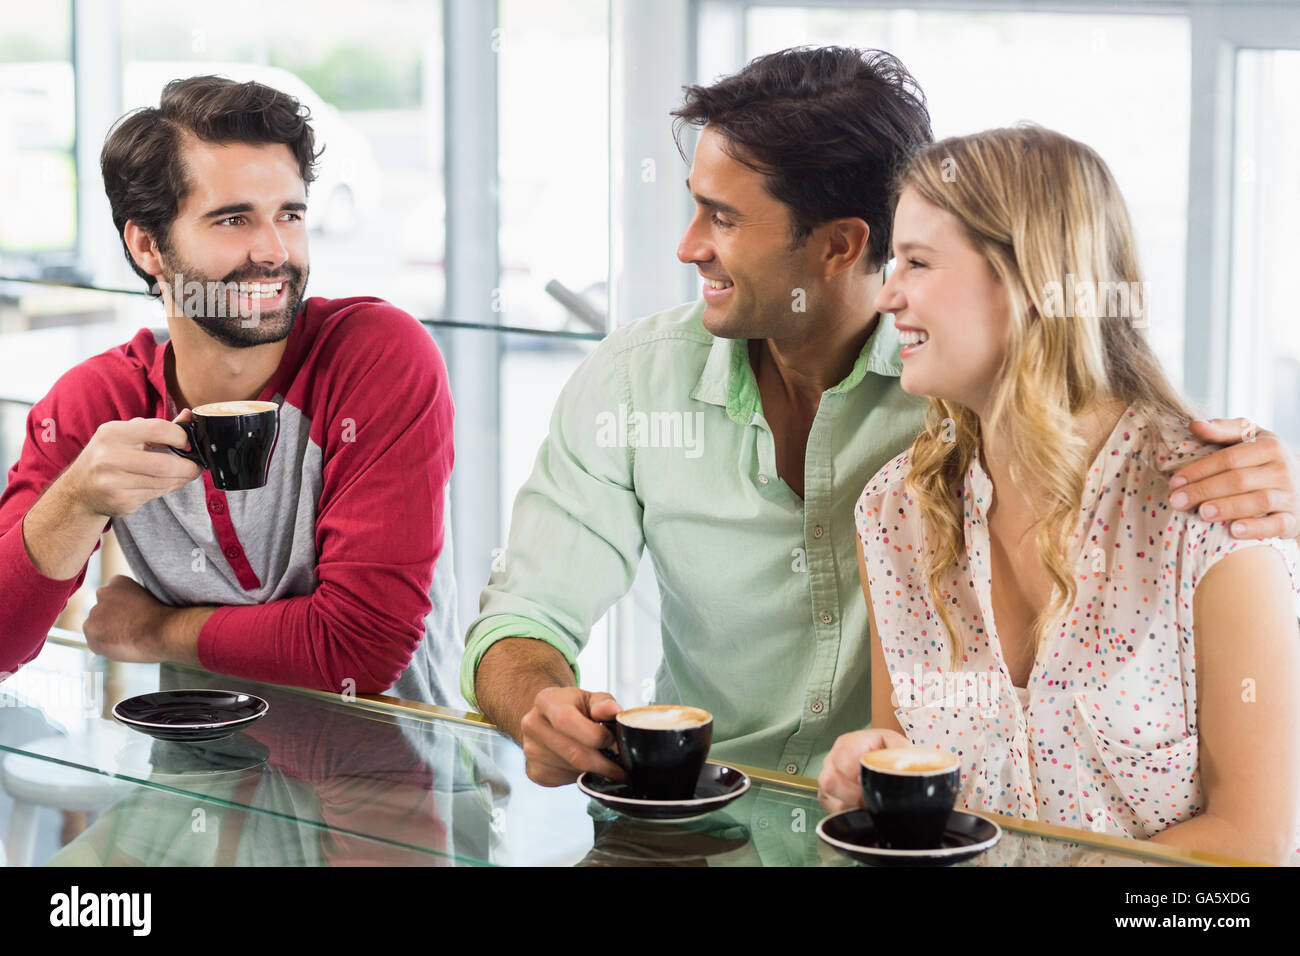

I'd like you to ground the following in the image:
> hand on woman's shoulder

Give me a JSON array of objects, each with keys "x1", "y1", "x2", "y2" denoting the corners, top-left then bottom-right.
[
  {"x1": 1134, "y1": 405, "x2": 1300, "y2": 594},
  {"x1": 1143, "y1": 406, "x2": 1233, "y2": 479}
]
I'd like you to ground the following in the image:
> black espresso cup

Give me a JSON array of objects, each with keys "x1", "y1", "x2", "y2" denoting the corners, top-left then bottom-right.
[
  {"x1": 601, "y1": 705, "x2": 713, "y2": 800},
  {"x1": 168, "y1": 400, "x2": 280, "y2": 491},
  {"x1": 859, "y1": 747, "x2": 961, "y2": 850}
]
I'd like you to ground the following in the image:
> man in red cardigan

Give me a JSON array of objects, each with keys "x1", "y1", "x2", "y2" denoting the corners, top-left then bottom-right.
[{"x1": 0, "y1": 76, "x2": 460, "y2": 705}]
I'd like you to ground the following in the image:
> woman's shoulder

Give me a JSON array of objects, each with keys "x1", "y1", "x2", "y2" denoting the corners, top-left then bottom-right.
[
  {"x1": 1124, "y1": 404, "x2": 1224, "y2": 478},
  {"x1": 855, "y1": 449, "x2": 914, "y2": 520},
  {"x1": 1124, "y1": 404, "x2": 1300, "y2": 593},
  {"x1": 1108, "y1": 403, "x2": 1228, "y2": 506}
]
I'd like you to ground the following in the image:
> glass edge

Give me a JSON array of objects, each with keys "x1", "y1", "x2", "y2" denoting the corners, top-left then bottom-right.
[{"x1": 0, "y1": 276, "x2": 604, "y2": 342}]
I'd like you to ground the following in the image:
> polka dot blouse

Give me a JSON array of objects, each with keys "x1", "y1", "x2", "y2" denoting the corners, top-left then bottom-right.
[{"x1": 854, "y1": 403, "x2": 1300, "y2": 855}]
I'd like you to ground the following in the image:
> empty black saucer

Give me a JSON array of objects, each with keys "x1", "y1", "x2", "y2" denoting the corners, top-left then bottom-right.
[
  {"x1": 577, "y1": 762, "x2": 751, "y2": 823},
  {"x1": 817, "y1": 809, "x2": 1001, "y2": 866},
  {"x1": 113, "y1": 689, "x2": 269, "y2": 742}
]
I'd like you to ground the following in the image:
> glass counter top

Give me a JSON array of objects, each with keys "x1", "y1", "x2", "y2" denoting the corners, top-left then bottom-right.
[{"x1": 0, "y1": 632, "x2": 1262, "y2": 867}]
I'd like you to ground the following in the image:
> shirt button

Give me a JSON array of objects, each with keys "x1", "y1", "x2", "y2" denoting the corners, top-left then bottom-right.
[
  {"x1": 819, "y1": 611, "x2": 833, "y2": 625},
  {"x1": 811, "y1": 699, "x2": 824, "y2": 714},
  {"x1": 208, "y1": 498, "x2": 225, "y2": 515},
  {"x1": 223, "y1": 545, "x2": 241, "y2": 560},
  {"x1": 784, "y1": 762, "x2": 799, "y2": 775},
  {"x1": 757, "y1": 474, "x2": 769, "y2": 485},
  {"x1": 757, "y1": 817, "x2": 770, "y2": 830},
  {"x1": 813, "y1": 525, "x2": 824, "y2": 538}
]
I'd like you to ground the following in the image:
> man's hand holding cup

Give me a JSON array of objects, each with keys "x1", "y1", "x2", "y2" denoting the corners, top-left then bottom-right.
[{"x1": 519, "y1": 687, "x2": 628, "y2": 787}]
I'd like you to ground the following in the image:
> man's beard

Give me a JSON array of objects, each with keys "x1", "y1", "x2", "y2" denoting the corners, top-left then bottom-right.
[{"x1": 157, "y1": 245, "x2": 308, "y2": 349}]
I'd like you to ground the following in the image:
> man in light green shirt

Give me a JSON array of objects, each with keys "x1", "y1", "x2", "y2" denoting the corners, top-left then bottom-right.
[
  {"x1": 464, "y1": 296, "x2": 925, "y2": 777},
  {"x1": 461, "y1": 47, "x2": 1300, "y2": 786},
  {"x1": 463, "y1": 48, "x2": 934, "y2": 782}
]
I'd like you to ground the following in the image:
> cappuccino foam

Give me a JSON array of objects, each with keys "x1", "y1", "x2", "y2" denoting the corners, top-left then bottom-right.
[
  {"x1": 194, "y1": 401, "x2": 278, "y2": 417},
  {"x1": 617, "y1": 705, "x2": 712, "y2": 730},
  {"x1": 861, "y1": 747, "x2": 958, "y2": 774}
]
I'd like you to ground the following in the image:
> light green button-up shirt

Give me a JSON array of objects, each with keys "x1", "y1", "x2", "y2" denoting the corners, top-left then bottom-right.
[{"x1": 461, "y1": 299, "x2": 927, "y2": 778}]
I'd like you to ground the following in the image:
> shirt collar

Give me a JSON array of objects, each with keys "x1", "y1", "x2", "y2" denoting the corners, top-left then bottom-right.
[
  {"x1": 966, "y1": 452, "x2": 994, "y2": 525},
  {"x1": 966, "y1": 401, "x2": 1145, "y2": 524},
  {"x1": 691, "y1": 309, "x2": 904, "y2": 426},
  {"x1": 143, "y1": 329, "x2": 175, "y2": 417}
]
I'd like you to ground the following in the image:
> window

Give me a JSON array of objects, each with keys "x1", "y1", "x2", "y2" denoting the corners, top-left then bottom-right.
[
  {"x1": 1229, "y1": 48, "x2": 1300, "y2": 447},
  {"x1": 0, "y1": 3, "x2": 75, "y2": 268},
  {"x1": 498, "y1": 0, "x2": 610, "y2": 334},
  {"x1": 5, "y1": 0, "x2": 1299, "y2": 710},
  {"x1": 114, "y1": 0, "x2": 446, "y2": 318}
]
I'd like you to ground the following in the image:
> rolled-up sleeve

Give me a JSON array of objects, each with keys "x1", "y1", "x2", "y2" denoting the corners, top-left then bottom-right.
[{"x1": 460, "y1": 338, "x2": 645, "y2": 709}]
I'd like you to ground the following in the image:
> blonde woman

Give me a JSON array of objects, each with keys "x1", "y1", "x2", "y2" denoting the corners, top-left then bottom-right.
[{"x1": 817, "y1": 125, "x2": 1300, "y2": 864}]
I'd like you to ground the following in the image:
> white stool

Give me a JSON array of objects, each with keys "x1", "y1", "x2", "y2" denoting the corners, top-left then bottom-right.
[{"x1": 2, "y1": 719, "x2": 132, "y2": 866}]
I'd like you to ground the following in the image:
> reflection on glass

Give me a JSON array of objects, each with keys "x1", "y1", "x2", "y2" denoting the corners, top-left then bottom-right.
[
  {"x1": 0, "y1": 641, "x2": 1217, "y2": 866},
  {"x1": 11, "y1": 660, "x2": 512, "y2": 866}
]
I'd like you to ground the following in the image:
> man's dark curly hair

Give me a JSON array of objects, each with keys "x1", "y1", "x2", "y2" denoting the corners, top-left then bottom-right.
[
  {"x1": 673, "y1": 47, "x2": 933, "y2": 272},
  {"x1": 100, "y1": 74, "x2": 321, "y2": 294}
]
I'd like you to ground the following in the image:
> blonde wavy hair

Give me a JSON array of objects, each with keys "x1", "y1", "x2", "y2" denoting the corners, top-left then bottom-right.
[{"x1": 897, "y1": 125, "x2": 1196, "y2": 669}]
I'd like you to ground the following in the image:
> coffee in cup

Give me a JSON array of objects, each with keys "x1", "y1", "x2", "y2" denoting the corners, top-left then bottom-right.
[
  {"x1": 169, "y1": 400, "x2": 280, "y2": 491},
  {"x1": 192, "y1": 401, "x2": 278, "y2": 416},
  {"x1": 860, "y1": 746, "x2": 960, "y2": 849},
  {"x1": 602, "y1": 705, "x2": 713, "y2": 800}
]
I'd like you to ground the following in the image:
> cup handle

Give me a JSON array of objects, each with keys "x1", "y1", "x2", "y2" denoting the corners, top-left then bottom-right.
[
  {"x1": 598, "y1": 718, "x2": 623, "y2": 768},
  {"x1": 167, "y1": 420, "x2": 205, "y2": 468}
]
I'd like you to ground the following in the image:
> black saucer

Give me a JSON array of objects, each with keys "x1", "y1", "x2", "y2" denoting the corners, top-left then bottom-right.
[
  {"x1": 113, "y1": 689, "x2": 269, "y2": 742},
  {"x1": 577, "y1": 762, "x2": 751, "y2": 823},
  {"x1": 817, "y1": 809, "x2": 1001, "y2": 866}
]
